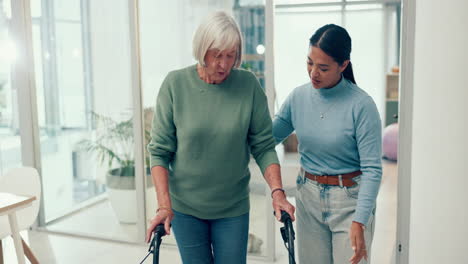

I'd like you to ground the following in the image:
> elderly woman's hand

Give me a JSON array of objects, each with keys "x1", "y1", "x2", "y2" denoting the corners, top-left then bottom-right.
[
  {"x1": 145, "y1": 208, "x2": 174, "y2": 243},
  {"x1": 272, "y1": 190, "x2": 296, "y2": 222}
]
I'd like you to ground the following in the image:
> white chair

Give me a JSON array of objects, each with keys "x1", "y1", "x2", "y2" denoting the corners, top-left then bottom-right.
[{"x1": 0, "y1": 167, "x2": 41, "y2": 264}]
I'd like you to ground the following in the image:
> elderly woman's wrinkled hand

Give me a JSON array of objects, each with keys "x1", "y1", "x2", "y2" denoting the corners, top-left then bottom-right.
[
  {"x1": 272, "y1": 191, "x2": 296, "y2": 222},
  {"x1": 145, "y1": 208, "x2": 174, "y2": 243}
]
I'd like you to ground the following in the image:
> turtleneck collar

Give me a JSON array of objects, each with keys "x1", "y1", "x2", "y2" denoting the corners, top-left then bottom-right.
[{"x1": 316, "y1": 76, "x2": 348, "y2": 100}]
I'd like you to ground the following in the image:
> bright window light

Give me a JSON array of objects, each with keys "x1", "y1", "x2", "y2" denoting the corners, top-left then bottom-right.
[
  {"x1": 72, "y1": 48, "x2": 81, "y2": 58},
  {"x1": 256, "y1": 44, "x2": 265, "y2": 55},
  {"x1": 0, "y1": 37, "x2": 17, "y2": 64}
]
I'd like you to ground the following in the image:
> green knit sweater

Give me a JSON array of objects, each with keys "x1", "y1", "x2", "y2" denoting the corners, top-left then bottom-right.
[{"x1": 147, "y1": 64, "x2": 279, "y2": 219}]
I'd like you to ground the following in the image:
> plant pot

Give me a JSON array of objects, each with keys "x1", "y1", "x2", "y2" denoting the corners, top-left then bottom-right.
[{"x1": 106, "y1": 168, "x2": 155, "y2": 224}]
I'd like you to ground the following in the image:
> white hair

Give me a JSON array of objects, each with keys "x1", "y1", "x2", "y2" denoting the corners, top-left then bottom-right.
[{"x1": 192, "y1": 11, "x2": 243, "y2": 68}]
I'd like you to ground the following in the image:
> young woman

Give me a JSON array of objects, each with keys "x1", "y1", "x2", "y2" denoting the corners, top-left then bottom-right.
[{"x1": 273, "y1": 24, "x2": 382, "y2": 264}]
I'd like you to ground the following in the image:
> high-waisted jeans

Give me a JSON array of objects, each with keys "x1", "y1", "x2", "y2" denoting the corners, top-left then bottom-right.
[{"x1": 296, "y1": 171, "x2": 375, "y2": 264}]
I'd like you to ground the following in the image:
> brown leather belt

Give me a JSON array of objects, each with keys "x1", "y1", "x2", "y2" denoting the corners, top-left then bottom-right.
[{"x1": 304, "y1": 170, "x2": 361, "y2": 187}]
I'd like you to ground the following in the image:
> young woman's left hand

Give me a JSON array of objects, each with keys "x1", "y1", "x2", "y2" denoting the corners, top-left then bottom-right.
[
  {"x1": 348, "y1": 221, "x2": 367, "y2": 264},
  {"x1": 272, "y1": 191, "x2": 295, "y2": 222}
]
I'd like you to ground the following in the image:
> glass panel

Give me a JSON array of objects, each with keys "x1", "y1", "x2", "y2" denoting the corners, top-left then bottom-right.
[
  {"x1": 32, "y1": 25, "x2": 45, "y2": 126},
  {"x1": 54, "y1": 0, "x2": 80, "y2": 20},
  {"x1": 387, "y1": 6, "x2": 399, "y2": 73},
  {"x1": 277, "y1": 5, "x2": 342, "y2": 12},
  {"x1": 33, "y1": 0, "x2": 138, "y2": 242},
  {"x1": 276, "y1": 0, "x2": 342, "y2": 4},
  {"x1": 274, "y1": 8, "x2": 341, "y2": 108},
  {"x1": 346, "y1": 3, "x2": 382, "y2": 10},
  {"x1": 55, "y1": 22, "x2": 86, "y2": 128},
  {"x1": 2, "y1": 0, "x2": 11, "y2": 18},
  {"x1": 239, "y1": 0, "x2": 265, "y2": 5},
  {"x1": 30, "y1": 0, "x2": 42, "y2": 18},
  {"x1": 345, "y1": 6, "x2": 385, "y2": 116},
  {"x1": 0, "y1": 0, "x2": 22, "y2": 174},
  {"x1": 139, "y1": 0, "x2": 270, "y2": 256}
]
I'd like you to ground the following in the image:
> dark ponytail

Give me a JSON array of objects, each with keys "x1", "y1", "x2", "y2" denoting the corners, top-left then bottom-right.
[
  {"x1": 342, "y1": 61, "x2": 356, "y2": 84},
  {"x1": 309, "y1": 24, "x2": 356, "y2": 84}
]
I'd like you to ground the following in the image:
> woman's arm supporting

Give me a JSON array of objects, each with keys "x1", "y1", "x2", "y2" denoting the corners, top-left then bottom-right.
[{"x1": 272, "y1": 92, "x2": 295, "y2": 144}]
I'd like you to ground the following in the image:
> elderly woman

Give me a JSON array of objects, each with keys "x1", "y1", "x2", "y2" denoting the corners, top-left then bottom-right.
[{"x1": 145, "y1": 11, "x2": 295, "y2": 264}]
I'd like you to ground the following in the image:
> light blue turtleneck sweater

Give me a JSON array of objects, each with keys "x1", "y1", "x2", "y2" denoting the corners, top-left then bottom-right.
[{"x1": 273, "y1": 77, "x2": 382, "y2": 225}]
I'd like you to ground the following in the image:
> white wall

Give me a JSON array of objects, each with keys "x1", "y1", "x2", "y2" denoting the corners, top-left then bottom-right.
[{"x1": 408, "y1": 0, "x2": 468, "y2": 263}]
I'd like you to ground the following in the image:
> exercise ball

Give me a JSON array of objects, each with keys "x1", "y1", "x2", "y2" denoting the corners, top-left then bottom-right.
[{"x1": 382, "y1": 123, "x2": 398, "y2": 161}]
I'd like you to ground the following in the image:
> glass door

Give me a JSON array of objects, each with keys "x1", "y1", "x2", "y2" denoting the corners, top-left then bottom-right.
[
  {"x1": 0, "y1": 0, "x2": 23, "y2": 174},
  {"x1": 30, "y1": 0, "x2": 140, "y2": 242}
]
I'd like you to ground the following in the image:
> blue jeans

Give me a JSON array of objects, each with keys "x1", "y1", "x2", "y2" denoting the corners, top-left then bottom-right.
[
  {"x1": 171, "y1": 209, "x2": 249, "y2": 264},
  {"x1": 296, "y1": 170, "x2": 375, "y2": 264}
]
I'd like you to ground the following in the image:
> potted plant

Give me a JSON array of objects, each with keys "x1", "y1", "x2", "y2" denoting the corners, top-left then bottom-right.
[{"x1": 78, "y1": 108, "x2": 156, "y2": 223}]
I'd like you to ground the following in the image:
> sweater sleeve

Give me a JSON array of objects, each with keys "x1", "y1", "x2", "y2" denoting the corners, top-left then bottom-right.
[
  {"x1": 273, "y1": 91, "x2": 295, "y2": 144},
  {"x1": 353, "y1": 96, "x2": 383, "y2": 225},
  {"x1": 147, "y1": 73, "x2": 177, "y2": 170},
  {"x1": 247, "y1": 76, "x2": 279, "y2": 174}
]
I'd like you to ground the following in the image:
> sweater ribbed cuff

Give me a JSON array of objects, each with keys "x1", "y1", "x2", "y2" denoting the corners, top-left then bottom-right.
[
  {"x1": 353, "y1": 209, "x2": 373, "y2": 226},
  {"x1": 150, "y1": 158, "x2": 170, "y2": 171},
  {"x1": 255, "y1": 151, "x2": 280, "y2": 175}
]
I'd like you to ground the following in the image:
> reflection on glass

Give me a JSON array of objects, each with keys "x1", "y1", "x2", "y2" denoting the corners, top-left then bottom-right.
[
  {"x1": 0, "y1": 0, "x2": 22, "y2": 174},
  {"x1": 139, "y1": 0, "x2": 269, "y2": 256}
]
